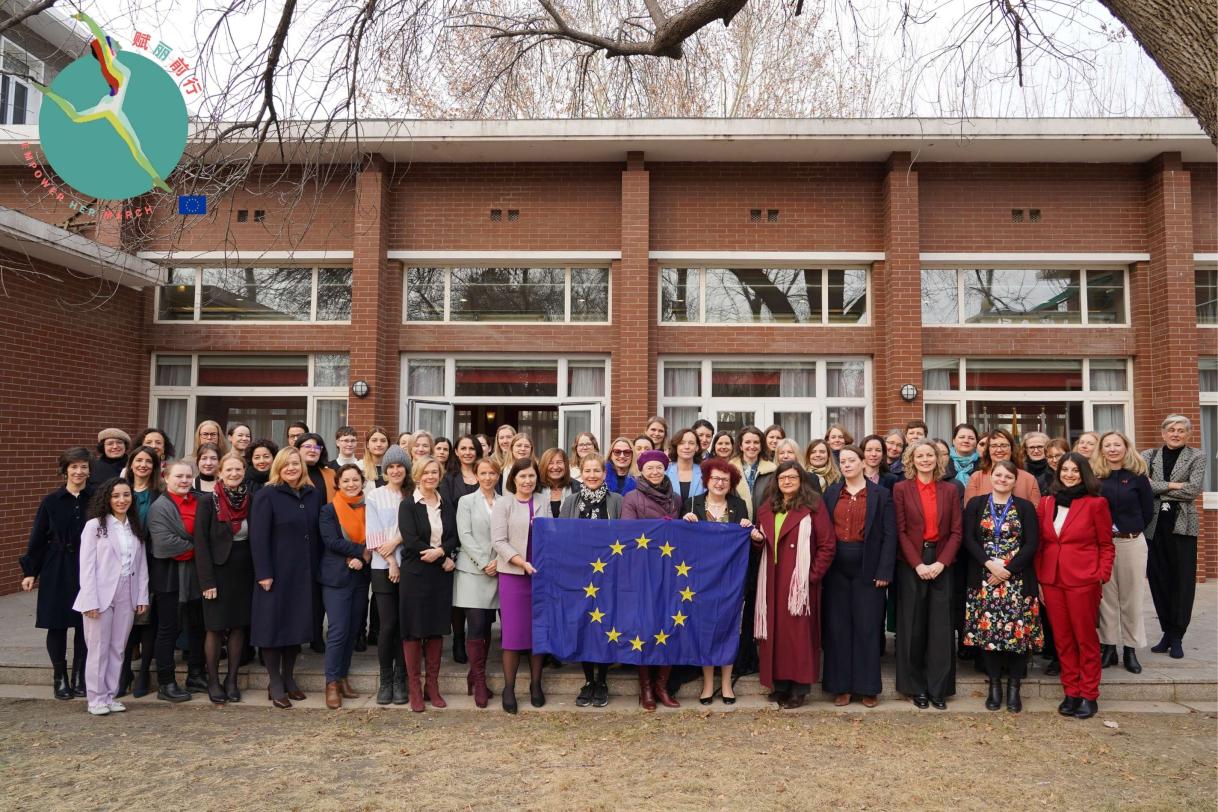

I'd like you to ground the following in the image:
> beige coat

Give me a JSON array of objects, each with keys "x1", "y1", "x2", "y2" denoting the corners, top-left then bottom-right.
[{"x1": 490, "y1": 492, "x2": 547, "y2": 575}]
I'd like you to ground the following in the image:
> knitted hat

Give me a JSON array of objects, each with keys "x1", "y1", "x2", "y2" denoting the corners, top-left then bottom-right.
[
  {"x1": 636, "y1": 449, "x2": 670, "y2": 471},
  {"x1": 97, "y1": 428, "x2": 132, "y2": 446},
  {"x1": 382, "y1": 445, "x2": 409, "y2": 470}
]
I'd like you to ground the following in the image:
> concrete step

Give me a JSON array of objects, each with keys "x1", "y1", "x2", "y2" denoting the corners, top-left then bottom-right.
[{"x1": 2, "y1": 642, "x2": 1212, "y2": 702}]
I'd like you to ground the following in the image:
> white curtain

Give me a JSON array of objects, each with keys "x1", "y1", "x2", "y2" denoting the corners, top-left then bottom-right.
[
  {"x1": 663, "y1": 365, "x2": 701, "y2": 397},
  {"x1": 569, "y1": 365, "x2": 605, "y2": 397},
  {"x1": 1201, "y1": 405, "x2": 1218, "y2": 492},
  {"x1": 925, "y1": 404, "x2": 955, "y2": 442},
  {"x1": 773, "y1": 411, "x2": 812, "y2": 449},
  {"x1": 1093, "y1": 404, "x2": 1125, "y2": 433},
  {"x1": 1199, "y1": 362, "x2": 1217, "y2": 394},
  {"x1": 156, "y1": 399, "x2": 187, "y2": 458},
  {"x1": 408, "y1": 362, "x2": 445, "y2": 397},
  {"x1": 825, "y1": 362, "x2": 863, "y2": 398},
  {"x1": 155, "y1": 356, "x2": 191, "y2": 386},
  {"x1": 779, "y1": 365, "x2": 816, "y2": 397},
  {"x1": 315, "y1": 399, "x2": 348, "y2": 458},
  {"x1": 827, "y1": 406, "x2": 865, "y2": 441},
  {"x1": 664, "y1": 406, "x2": 701, "y2": 432},
  {"x1": 1089, "y1": 365, "x2": 1127, "y2": 392}
]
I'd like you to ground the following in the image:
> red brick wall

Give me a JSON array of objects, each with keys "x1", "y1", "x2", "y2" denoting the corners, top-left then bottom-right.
[
  {"x1": 648, "y1": 163, "x2": 883, "y2": 250},
  {"x1": 918, "y1": 163, "x2": 1147, "y2": 252},
  {"x1": 1188, "y1": 163, "x2": 1217, "y2": 253},
  {"x1": 0, "y1": 256, "x2": 145, "y2": 588},
  {"x1": 389, "y1": 163, "x2": 621, "y2": 250}
]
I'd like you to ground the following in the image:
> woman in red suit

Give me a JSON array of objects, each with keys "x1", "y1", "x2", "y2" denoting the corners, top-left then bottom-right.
[
  {"x1": 750, "y1": 461, "x2": 835, "y2": 709},
  {"x1": 1035, "y1": 452, "x2": 1115, "y2": 720},
  {"x1": 892, "y1": 441, "x2": 963, "y2": 709}
]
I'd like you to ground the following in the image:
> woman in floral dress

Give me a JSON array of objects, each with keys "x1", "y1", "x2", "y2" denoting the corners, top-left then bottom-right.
[{"x1": 962, "y1": 460, "x2": 1042, "y2": 713}]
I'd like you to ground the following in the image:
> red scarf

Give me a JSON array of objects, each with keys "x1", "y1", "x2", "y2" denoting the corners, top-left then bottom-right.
[{"x1": 215, "y1": 483, "x2": 250, "y2": 534}]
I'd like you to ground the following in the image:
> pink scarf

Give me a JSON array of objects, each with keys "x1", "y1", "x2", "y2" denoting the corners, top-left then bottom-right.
[{"x1": 754, "y1": 511, "x2": 812, "y2": 640}]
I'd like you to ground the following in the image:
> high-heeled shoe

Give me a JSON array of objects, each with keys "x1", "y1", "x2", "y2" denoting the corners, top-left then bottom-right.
[
  {"x1": 529, "y1": 681, "x2": 546, "y2": 708},
  {"x1": 267, "y1": 688, "x2": 292, "y2": 709},
  {"x1": 699, "y1": 691, "x2": 714, "y2": 706},
  {"x1": 721, "y1": 694, "x2": 736, "y2": 705},
  {"x1": 502, "y1": 686, "x2": 518, "y2": 714}
]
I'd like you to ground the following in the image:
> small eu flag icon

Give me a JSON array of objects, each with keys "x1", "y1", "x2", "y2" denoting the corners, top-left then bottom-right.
[{"x1": 178, "y1": 195, "x2": 206, "y2": 215}]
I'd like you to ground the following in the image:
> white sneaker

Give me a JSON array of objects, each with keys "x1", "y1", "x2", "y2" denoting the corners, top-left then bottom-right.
[
  {"x1": 107, "y1": 701, "x2": 127, "y2": 712},
  {"x1": 87, "y1": 705, "x2": 110, "y2": 716}
]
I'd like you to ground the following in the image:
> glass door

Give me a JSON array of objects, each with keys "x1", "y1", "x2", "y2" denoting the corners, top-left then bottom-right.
[
  {"x1": 559, "y1": 402, "x2": 603, "y2": 450},
  {"x1": 410, "y1": 399, "x2": 453, "y2": 438}
]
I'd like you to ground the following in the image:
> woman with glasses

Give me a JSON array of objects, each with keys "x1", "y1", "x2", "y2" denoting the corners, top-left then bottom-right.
[
  {"x1": 569, "y1": 432, "x2": 600, "y2": 480},
  {"x1": 964, "y1": 429, "x2": 1042, "y2": 504},
  {"x1": 604, "y1": 437, "x2": 638, "y2": 496}
]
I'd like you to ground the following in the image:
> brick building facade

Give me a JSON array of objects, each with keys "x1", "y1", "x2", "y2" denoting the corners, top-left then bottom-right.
[{"x1": 0, "y1": 100, "x2": 1214, "y2": 587}]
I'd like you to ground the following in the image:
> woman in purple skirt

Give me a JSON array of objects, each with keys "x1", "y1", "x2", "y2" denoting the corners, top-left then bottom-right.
[{"x1": 490, "y1": 457, "x2": 547, "y2": 714}]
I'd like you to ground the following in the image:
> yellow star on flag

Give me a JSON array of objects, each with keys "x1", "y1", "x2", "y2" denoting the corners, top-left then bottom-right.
[
  {"x1": 675, "y1": 561, "x2": 691, "y2": 576},
  {"x1": 671, "y1": 611, "x2": 687, "y2": 627},
  {"x1": 609, "y1": 540, "x2": 625, "y2": 556},
  {"x1": 634, "y1": 533, "x2": 651, "y2": 549},
  {"x1": 680, "y1": 586, "x2": 696, "y2": 602},
  {"x1": 583, "y1": 582, "x2": 600, "y2": 599},
  {"x1": 606, "y1": 627, "x2": 622, "y2": 643},
  {"x1": 653, "y1": 630, "x2": 670, "y2": 645},
  {"x1": 590, "y1": 558, "x2": 607, "y2": 573},
  {"x1": 629, "y1": 635, "x2": 645, "y2": 651},
  {"x1": 658, "y1": 542, "x2": 675, "y2": 558},
  {"x1": 588, "y1": 607, "x2": 605, "y2": 623}
]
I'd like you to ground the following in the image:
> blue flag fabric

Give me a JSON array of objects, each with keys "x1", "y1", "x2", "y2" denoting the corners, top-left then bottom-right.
[{"x1": 531, "y1": 518, "x2": 751, "y2": 666}]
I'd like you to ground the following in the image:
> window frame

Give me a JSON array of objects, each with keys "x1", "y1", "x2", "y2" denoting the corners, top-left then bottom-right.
[
  {"x1": 1202, "y1": 358, "x2": 1217, "y2": 500},
  {"x1": 402, "y1": 265, "x2": 612, "y2": 324},
  {"x1": 0, "y1": 38, "x2": 44, "y2": 126},
  {"x1": 658, "y1": 265, "x2": 870, "y2": 326},
  {"x1": 1197, "y1": 265, "x2": 1217, "y2": 327},
  {"x1": 153, "y1": 265, "x2": 352, "y2": 324},
  {"x1": 922, "y1": 357, "x2": 1135, "y2": 441},
  {"x1": 920, "y1": 266, "x2": 1131, "y2": 327}
]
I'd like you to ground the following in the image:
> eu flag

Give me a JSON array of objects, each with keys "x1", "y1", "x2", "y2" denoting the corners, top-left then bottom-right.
[
  {"x1": 531, "y1": 518, "x2": 751, "y2": 666},
  {"x1": 177, "y1": 195, "x2": 206, "y2": 215}
]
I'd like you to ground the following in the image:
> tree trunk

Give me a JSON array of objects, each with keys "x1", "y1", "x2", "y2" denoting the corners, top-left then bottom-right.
[{"x1": 1100, "y1": 0, "x2": 1218, "y2": 144}]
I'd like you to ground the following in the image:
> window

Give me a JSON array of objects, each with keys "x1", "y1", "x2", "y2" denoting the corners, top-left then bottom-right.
[
  {"x1": 660, "y1": 267, "x2": 868, "y2": 325},
  {"x1": 923, "y1": 358, "x2": 1132, "y2": 445},
  {"x1": 1202, "y1": 358, "x2": 1217, "y2": 492},
  {"x1": 657, "y1": 358, "x2": 870, "y2": 450},
  {"x1": 149, "y1": 354, "x2": 349, "y2": 456},
  {"x1": 156, "y1": 266, "x2": 351, "y2": 322},
  {"x1": 0, "y1": 39, "x2": 43, "y2": 125},
  {"x1": 1198, "y1": 268, "x2": 1217, "y2": 326},
  {"x1": 405, "y1": 267, "x2": 610, "y2": 323},
  {"x1": 921, "y1": 268, "x2": 1127, "y2": 325}
]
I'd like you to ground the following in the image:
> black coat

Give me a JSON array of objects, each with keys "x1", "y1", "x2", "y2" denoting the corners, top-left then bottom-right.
[
  {"x1": 249, "y1": 484, "x2": 320, "y2": 647},
  {"x1": 961, "y1": 495, "x2": 1039, "y2": 592},
  {"x1": 397, "y1": 496, "x2": 458, "y2": 638},
  {"x1": 823, "y1": 482, "x2": 898, "y2": 583},
  {"x1": 440, "y1": 472, "x2": 478, "y2": 512},
  {"x1": 88, "y1": 455, "x2": 125, "y2": 487},
  {"x1": 318, "y1": 503, "x2": 371, "y2": 589},
  {"x1": 21, "y1": 486, "x2": 92, "y2": 629},
  {"x1": 193, "y1": 494, "x2": 238, "y2": 592},
  {"x1": 682, "y1": 493, "x2": 750, "y2": 524}
]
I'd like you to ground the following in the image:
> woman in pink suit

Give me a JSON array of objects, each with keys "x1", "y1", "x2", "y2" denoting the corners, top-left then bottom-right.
[
  {"x1": 73, "y1": 478, "x2": 150, "y2": 716},
  {"x1": 750, "y1": 461, "x2": 836, "y2": 709},
  {"x1": 1035, "y1": 452, "x2": 1115, "y2": 720}
]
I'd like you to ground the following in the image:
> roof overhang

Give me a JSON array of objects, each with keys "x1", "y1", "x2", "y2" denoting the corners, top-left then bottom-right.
[
  {"x1": 0, "y1": 117, "x2": 1213, "y2": 166},
  {"x1": 0, "y1": 207, "x2": 164, "y2": 287}
]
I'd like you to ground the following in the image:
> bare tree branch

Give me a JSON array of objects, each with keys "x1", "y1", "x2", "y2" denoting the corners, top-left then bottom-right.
[{"x1": 0, "y1": 0, "x2": 60, "y2": 39}]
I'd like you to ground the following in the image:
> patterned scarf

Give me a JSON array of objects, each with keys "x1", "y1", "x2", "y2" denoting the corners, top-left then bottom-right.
[
  {"x1": 576, "y1": 483, "x2": 610, "y2": 519},
  {"x1": 214, "y1": 483, "x2": 249, "y2": 534}
]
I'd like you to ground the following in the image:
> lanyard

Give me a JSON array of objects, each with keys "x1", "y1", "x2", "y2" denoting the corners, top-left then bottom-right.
[{"x1": 988, "y1": 494, "x2": 1013, "y2": 534}]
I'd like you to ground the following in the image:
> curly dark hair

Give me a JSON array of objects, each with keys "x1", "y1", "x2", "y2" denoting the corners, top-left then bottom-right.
[{"x1": 87, "y1": 477, "x2": 144, "y2": 539}]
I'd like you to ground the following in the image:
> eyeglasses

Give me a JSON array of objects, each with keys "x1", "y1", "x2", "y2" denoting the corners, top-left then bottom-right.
[
  {"x1": 577, "y1": 442, "x2": 594, "y2": 450},
  {"x1": 708, "y1": 476, "x2": 732, "y2": 484},
  {"x1": 1025, "y1": 445, "x2": 1045, "y2": 451},
  {"x1": 777, "y1": 475, "x2": 802, "y2": 483},
  {"x1": 299, "y1": 443, "x2": 320, "y2": 451},
  {"x1": 611, "y1": 449, "x2": 632, "y2": 456}
]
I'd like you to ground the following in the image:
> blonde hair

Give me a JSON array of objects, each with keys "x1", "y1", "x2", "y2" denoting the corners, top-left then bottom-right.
[
  {"x1": 411, "y1": 455, "x2": 442, "y2": 485},
  {"x1": 1074, "y1": 431, "x2": 1102, "y2": 462},
  {"x1": 774, "y1": 438, "x2": 805, "y2": 468},
  {"x1": 269, "y1": 447, "x2": 310, "y2": 488},
  {"x1": 579, "y1": 452, "x2": 606, "y2": 475},
  {"x1": 569, "y1": 431, "x2": 600, "y2": 467},
  {"x1": 218, "y1": 451, "x2": 247, "y2": 473},
  {"x1": 491, "y1": 424, "x2": 517, "y2": 470},
  {"x1": 803, "y1": 439, "x2": 840, "y2": 486},
  {"x1": 905, "y1": 440, "x2": 947, "y2": 481},
  {"x1": 193, "y1": 420, "x2": 229, "y2": 456},
  {"x1": 363, "y1": 426, "x2": 390, "y2": 476},
  {"x1": 1092, "y1": 431, "x2": 1148, "y2": 478}
]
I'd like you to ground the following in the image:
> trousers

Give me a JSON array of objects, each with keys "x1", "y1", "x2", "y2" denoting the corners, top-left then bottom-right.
[
  {"x1": 894, "y1": 546, "x2": 955, "y2": 699},
  {"x1": 1042, "y1": 582, "x2": 1102, "y2": 700},
  {"x1": 322, "y1": 578, "x2": 370, "y2": 682},
  {"x1": 83, "y1": 572, "x2": 135, "y2": 708},
  {"x1": 1098, "y1": 534, "x2": 1148, "y2": 648},
  {"x1": 154, "y1": 591, "x2": 203, "y2": 682},
  {"x1": 1146, "y1": 532, "x2": 1197, "y2": 640}
]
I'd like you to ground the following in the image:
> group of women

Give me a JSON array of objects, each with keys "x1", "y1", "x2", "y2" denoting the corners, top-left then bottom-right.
[{"x1": 18, "y1": 412, "x2": 1206, "y2": 719}]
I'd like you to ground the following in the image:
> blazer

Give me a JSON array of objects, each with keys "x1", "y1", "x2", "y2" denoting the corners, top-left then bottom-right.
[
  {"x1": 456, "y1": 491, "x2": 499, "y2": 574},
  {"x1": 146, "y1": 492, "x2": 196, "y2": 596},
  {"x1": 681, "y1": 493, "x2": 749, "y2": 525},
  {"x1": 192, "y1": 493, "x2": 244, "y2": 592},
  {"x1": 490, "y1": 492, "x2": 547, "y2": 574},
  {"x1": 964, "y1": 468, "x2": 1042, "y2": 505},
  {"x1": 1034, "y1": 494, "x2": 1115, "y2": 588},
  {"x1": 961, "y1": 495, "x2": 1039, "y2": 592},
  {"x1": 891, "y1": 479, "x2": 963, "y2": 569},
  {"x1": 823, "y1": 481, "x2": 898, "y2": 584},
  {"x1": 317, "y1": 502, "x2": 371, "y2": 588},
  {"x1": 665, "y1": 462, "x2": 706, "y2": 501},
  {"x1": 1142, "y1": 445, "x2": 1206, "y2": 538},
  {"x1": 73, "y1": 516, "x2": 149, "y2": 614},
  {"x1": 398, "y1": 493, "x2": 459, "y2": 577},
  {"x1": 732, "y1": 457, "x2": 776, "y2": 518},
  {"x1": 558, "y1": 490, "x2": 624, "y2": 519}
]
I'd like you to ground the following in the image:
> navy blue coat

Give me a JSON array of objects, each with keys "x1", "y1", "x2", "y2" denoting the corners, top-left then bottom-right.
[
  {"x1": 249, "y1": 484, "x2": 320, "y2": 648},
  {"x1": 21, "y1": 486, "x2": 93, "y2": 629},
  {"x1": 318, "y1": 502, "x2": 371, "y2": 589},
  {"x1": 823, "y1": 481, "x2": 898, "y2": 583}
]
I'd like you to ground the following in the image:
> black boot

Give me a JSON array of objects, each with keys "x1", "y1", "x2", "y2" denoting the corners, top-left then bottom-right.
[
  {"x1": 131, "y1": 669, "x2": 151, "y2": 698},
  {"x1": 392, "y1": 665, "x2": 408, "y2": 706},
  {"x1": 985, "y1": 677, "x2": 1003, "y2": 711},
  {"x1": 1006, "y1": 678, "x2": 1022, "y2": 713},
  {"x1": 1057, "y1": 695, "x2": 1081, "y2": 716},
  {"x1": 116, "y1": 667, "x2": 134, "y2": 699},
  {"x1": 354, "y1": 630, "x2": 367, "y2": 653},
  {"x1": 157, "y1": 679, "x2": 192, "y2": 702},
  {"x1": 1122, "y1": 646, "x2": 1142, "y2": 673},
  {"x1": 1074, "y1": 698, "x2": 1098, "y2": 719},
  {"x1": 70, "y1": 660, "x2": 86, "y2": 697},
  {"x1": 185, "y1": 667, "x2": 208, "y2": 693},
  {"x1": 52, "y1": 664, "x2": 72, "y2": 700},
  {"x1": 1150, "y1": 633, "x2": 1170, "y2": 653},
  {"x1": 1100, "y1": 644, "x2": 1117, "y2": 668},
  {"x1": 452, "y1": 632, "x2": 467, "y2": 665},
  {"x1": 376, "y1": 664, "x2": 394, "y2": 705},
  {"x1": 1045, "y1": 659, "x2": 1061, "y2": 676}
]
